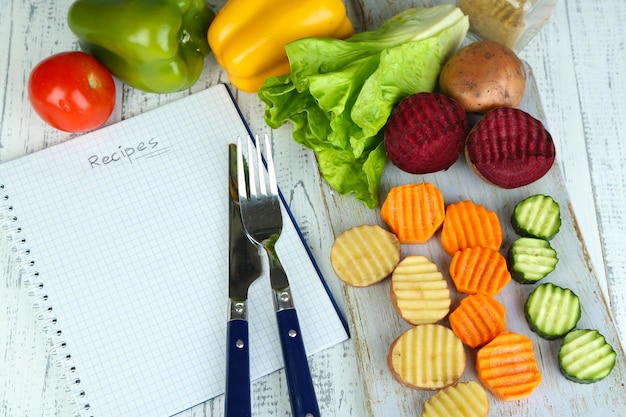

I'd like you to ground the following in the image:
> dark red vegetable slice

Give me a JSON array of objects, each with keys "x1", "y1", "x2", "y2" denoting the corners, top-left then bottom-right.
[
  {"x1": 384, "y1": 92, "x2": 468, "y2": 174},
  {"x1": 465, "y1": 107, "x2": 555, "y2": 188}
]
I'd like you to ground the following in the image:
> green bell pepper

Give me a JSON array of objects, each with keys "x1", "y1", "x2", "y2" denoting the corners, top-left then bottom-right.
[{"x1": 67, "y1": 0, "x2": 215, "y2": 93}]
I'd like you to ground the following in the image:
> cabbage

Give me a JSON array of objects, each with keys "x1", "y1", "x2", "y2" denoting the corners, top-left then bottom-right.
[{"x1": 258, "y1": 5, "x2": 469, "y2": 208}]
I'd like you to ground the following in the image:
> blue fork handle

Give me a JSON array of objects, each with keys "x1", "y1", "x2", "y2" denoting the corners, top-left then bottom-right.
[
  {"x1": 225, "y1": 319, "x2": 251, "y2": 417},
  {"x1": 276, "y1": 308, "x2": 321, "y2": 417}
]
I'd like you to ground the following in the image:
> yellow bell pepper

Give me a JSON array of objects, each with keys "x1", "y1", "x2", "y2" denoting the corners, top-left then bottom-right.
[{"x1": 208, "y1": 0, "x2": 354, "y2": 92}]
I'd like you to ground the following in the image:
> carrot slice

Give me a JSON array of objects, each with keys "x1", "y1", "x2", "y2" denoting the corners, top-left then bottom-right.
[
  {"x1": 440, "y1": 200, "x2": 503, "y2": 255},
  {"x1": 449, "y1": 246, "x2": 511, "y2": 296},
  {"x1": 476, "y1": 331, "x2": 542, "y2": 401},
  {"x1": 380, "y1": 183, "x2": 445, "y2": 244},
  {"x1": 449, "y1": 294, "x2": 507, "y2": 348}
]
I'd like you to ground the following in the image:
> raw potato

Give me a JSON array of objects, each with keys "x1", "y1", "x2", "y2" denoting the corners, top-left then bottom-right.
[
  {"x1": 388, "y1": 324, "x2": 466, "y2": 390},
  {"x1": 330, "y1": 224, "x2": 400, "y2": 287},
  {"x1": 390, "y1": 255, "x2": 451, "y2": 325},
  {"x1": 422, "y1": 380, "x2": 490, "y2": 417},
  {"x1": 439, "y1": 40, "x2": 526, "y2": 113}
]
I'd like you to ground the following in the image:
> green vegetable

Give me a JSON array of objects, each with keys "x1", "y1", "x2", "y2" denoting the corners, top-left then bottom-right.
[
  {"x1": 525, "y1": 282, "x2": 581, "y2": 340},
  {"x1": 507, "y1": 237, "x2": 559, "y2": 284},
  {"x1": 259, "y1": 6, "x2": 469, "y2": 208},
  {"x1": 559, "y1": 329, "x2": 617, "y2": 383},
  {"x1": 67, "y1": 0, "x2": 215, "y2": 93},
  {"x1": 512, "y1": 194, "x2": 562, "y2": 240}
]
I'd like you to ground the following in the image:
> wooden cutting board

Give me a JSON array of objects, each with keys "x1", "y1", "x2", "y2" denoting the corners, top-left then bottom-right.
[{"x1": 319, "y1": 57, "x2": 626, "y2": 415}]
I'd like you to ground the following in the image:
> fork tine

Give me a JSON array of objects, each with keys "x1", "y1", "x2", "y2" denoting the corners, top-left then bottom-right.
[
  {"x1": 238, "y1": 135, "x2": 272, "y2": 201},
  {"x1": 245, "y1": 135, "x2": 257, "y2": 199},
  {"x1": 237, "y1": 132, "x2": 319, "y2": 416},
  {"x1": 254, "y1": 135, "x2": 267, "y2": 198},
  {"x1": 263, "y1": 134, "x2": 278, "y2": 196}
]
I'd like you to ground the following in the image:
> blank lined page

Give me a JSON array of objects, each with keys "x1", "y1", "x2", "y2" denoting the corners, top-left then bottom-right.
[{"x1": 0, "y1": 84, "x2": 348, "y2": 417}]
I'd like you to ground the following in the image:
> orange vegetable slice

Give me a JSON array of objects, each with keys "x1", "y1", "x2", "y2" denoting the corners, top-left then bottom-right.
[
  {"x1": 440, "y1": 200, "x2": 503, "y2": 255},
  {"x1": 449, "y1": 246, "x2": 511, "y2": 296},
  {"x1": 380, "y1": 183, "x2": 445, "y2": 244},
  {"x1": 476, "y1": 331, "x2": 542, "y2": 401},
  {"x1": 390, "y1": 255, "x2": 451, "y2": 325},
  {"x1": 422, "y1": 380, "x2": 490, "y2": 417},
  {"x1": 449, "y1": 294, "x2": 507, "y2": 348},
  {"x1": 388, "y1": 324, "x2": 466, "y2": 390},
  {"x1": 330, "y1": 224, "x2": 400, "y2": 287}
]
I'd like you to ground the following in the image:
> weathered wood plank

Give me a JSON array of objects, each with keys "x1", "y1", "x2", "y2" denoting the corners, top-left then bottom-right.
[
  {"x1": 1, "y1": 0, "x2": 624, "y2": 416},
  {"x1": 320, "y1": 64, "x2": 626, "y2": 415},
  {"x1": 565, "y1": 0, "x2": 626, "y2": 345}
]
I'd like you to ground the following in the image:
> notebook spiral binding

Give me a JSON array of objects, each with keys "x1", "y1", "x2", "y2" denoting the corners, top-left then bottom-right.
[{"x1": 0, "y1": 185, "x2": 92, "y2": 416}]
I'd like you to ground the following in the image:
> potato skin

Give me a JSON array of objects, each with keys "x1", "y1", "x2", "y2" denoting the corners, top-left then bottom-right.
[{"x1": 438, "y1": 41, "x2": 526, "y2": 113}]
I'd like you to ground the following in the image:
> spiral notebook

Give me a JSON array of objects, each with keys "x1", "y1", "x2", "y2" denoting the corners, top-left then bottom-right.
[{"x1": 0, "y1": 84, "x2": 348, "y2": 416}]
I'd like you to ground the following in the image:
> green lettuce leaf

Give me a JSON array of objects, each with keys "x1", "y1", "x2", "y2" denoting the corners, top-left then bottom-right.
[{"x1": 258, "y1": 5, "x2": 469, "y2": 209}]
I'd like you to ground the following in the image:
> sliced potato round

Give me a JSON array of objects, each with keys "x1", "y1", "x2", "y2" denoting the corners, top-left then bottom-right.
[
  {"x1": 388, "y1": 324, "x2": 466, "y2": 390},
  {"x1": 422, "y1": 380, "x2": 490, "y2": 417},
  {"x1": 330, "y1": 224, "x2": 400, "y2": 287},
  {"x1": 391, "y1": 255, "x2": 451, "y2": 325}
]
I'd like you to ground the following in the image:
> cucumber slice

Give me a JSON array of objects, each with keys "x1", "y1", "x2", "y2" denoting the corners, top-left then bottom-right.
[
  {"x1": 512, "y1": 194, "x2": 561, "y2": 240},
  {"x1": 507, "y1": 237, "x2": 559, "y2": 284},
  {"x1": 525, "y1": 282, "x2": 580, "y2": 339},
  {"x1": 559, "y1": 329, "x2": 617, "y2": 383}
]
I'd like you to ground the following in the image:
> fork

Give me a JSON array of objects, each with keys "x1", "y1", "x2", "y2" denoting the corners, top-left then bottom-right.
[{"x1": 237, "y1": 134, "x2": 320, "y2": 417}]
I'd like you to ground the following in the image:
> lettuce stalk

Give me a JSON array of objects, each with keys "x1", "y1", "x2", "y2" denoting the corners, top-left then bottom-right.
[{"x1": 259, "y1": 5, "x2": 469, "y2": 208}]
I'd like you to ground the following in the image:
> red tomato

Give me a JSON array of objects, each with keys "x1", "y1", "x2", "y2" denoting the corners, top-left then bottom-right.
[{"x1": 28, "y1": 51, "x2": 116, "y2": 132}]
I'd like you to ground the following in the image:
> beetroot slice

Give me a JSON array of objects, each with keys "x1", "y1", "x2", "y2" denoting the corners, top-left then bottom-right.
[
  {"x1": 466, "y1": 107, "x2": 555, "y2": 189},
  {"x1": 384, "y1": 92, "x2": 468, "y2": 174}
]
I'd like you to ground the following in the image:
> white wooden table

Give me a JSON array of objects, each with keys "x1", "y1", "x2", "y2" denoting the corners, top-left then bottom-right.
[{"x1": 1, "y1": 1, "x2": 624, "y2": 416}]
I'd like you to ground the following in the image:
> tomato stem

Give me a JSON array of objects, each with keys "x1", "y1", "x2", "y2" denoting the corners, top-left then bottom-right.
[{"x1": 88, "y1": 73, "x2": 99, "y2": 89}]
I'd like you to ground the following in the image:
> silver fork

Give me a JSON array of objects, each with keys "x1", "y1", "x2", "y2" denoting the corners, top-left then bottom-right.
[{"x1": 237, "y1": 134, "x2": 320, "y2": 417}]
